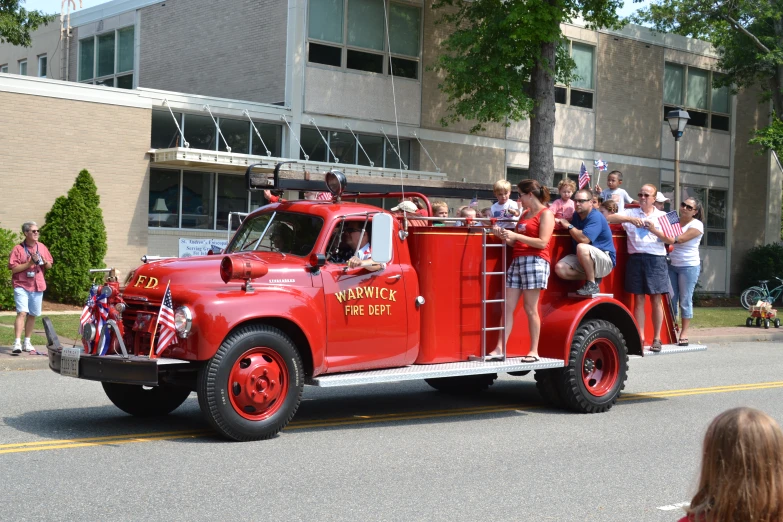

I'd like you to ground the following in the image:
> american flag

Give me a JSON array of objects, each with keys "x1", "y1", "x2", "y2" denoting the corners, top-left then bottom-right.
[
  {"x1": 94, "y1": 291, "x2": 111, "y2": 356},
  {"x1": 579, "y1": 162, "x2": 591, "y2": 189},
  {"x1": 79, "y1": 285, "x2": 97, "y2": 335},
  {"x1": 315, "y1": 191, "x2": 332, "y2": 201},
  {"x1": 469, "y1": 196, "x2": 478, "y2": 208},
  {"x1": 154, "y1": 283, "x2": 177, "y2": 356},
  {"x1": 594, "y1": 159, "x2": 608, "y2": 171},
  {"x1": 658, "y1": 210, "x2": 683, "y2": 238}
]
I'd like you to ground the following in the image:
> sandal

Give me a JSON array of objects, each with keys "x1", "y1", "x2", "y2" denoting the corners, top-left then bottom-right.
[
  {"x1": 650, "y1": 339, "x2": 663, "y2": 352},
  {"x1": 678, "y1": 338, "x2": 689, "y2": 346}
]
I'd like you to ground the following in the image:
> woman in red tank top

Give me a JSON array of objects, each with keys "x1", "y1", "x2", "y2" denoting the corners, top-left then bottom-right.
[{"x1": 489, "y1": 180, "x2": 554, "y2": 362}]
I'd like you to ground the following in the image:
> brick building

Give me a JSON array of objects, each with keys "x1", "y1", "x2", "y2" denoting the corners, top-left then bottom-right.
[{"x1": 0, "y1": 0, "x2": 780, "y2": 293}]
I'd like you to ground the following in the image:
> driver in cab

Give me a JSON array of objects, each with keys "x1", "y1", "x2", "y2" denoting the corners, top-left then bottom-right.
[{"x1": 341, "y1": 225, "x2": 384, "y2": 272}]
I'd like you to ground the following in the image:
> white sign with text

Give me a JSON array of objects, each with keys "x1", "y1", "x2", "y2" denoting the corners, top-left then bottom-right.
[{"x1": 178, "y1": 238, "x2": 228, "y2": 258}]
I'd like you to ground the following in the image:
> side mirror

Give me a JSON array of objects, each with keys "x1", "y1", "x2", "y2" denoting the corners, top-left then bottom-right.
[{"x1": 371, "y1": 213, "x2": 393, "y2": 265}]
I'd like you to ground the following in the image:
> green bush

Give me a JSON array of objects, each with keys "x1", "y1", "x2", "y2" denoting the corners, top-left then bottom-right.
[
  {"x1": 740, "y1": 242, "x2": 783, "y2": 289},
  {"x1": 0, "y1": 228, "x2": 22, "y2": 311},
  {"x1": 39, "y1": 169, "x2": 107, "y2": 304}
]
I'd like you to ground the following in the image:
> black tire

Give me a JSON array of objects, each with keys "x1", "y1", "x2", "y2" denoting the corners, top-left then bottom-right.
[
  {"x1": 534, "y1": 369, "x2": 566, "y2": 408},
  {"x1": 764, "y1": 319, "x2": 770, "y2": 329},
  {"x1": 560, "y1": 319, "x2": 628, "y2": 413},
  {"x1": 102, "y1": 382, "x2": 192, "y2": 417},
  {"x1": 425, "y1": 374, "x2": 497, "y2": 394},
  {"x1": 741, "y1": 287, "x2": 766, "y2": 310},
  {"x1": 508, "y1": 370, "x2": 531, "y2": 377},
  {"x1": 775, "y1": 319, "x2": 781, "y2": 328},
  {"x1": 746, "y1": 317, "x2": 754, "y2": 327},
  {"x1": 197, "y1": 325, "x2": 304, "y2": 441},
  {"x1": 756, "y1": 317, "x2": 762, "y2": 327}
]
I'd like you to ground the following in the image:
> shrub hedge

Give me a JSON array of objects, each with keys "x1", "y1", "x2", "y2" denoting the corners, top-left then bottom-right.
[
  {"x1": 740, "y1": 242, "x2": 783, "y2": 290},
  {"x1": 39, "y1": 169, "x2": 107, "y2": 304},
  {"x1": 0, "y1": 228, "x2": 22, "y2": 311}
]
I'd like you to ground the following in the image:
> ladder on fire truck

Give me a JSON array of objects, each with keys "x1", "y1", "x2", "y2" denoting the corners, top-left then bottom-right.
[{"x1": 471, "y1": 227, "x2": 508, "y2": 362}]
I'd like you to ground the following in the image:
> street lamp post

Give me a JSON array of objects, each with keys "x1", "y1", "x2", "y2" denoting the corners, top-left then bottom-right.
[{"x1": 666, "y1": 108, "x2": 690, "y2": 212}]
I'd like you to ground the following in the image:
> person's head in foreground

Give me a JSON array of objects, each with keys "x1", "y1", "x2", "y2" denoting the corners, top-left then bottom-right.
[{"x1": 682, "y1": 407, "x2": 783, "y2": 522}]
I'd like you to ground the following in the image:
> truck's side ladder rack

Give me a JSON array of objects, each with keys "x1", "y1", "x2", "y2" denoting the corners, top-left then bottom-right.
[{"x1": 470, "y1": 228, "x2": 507, "y2": 362}]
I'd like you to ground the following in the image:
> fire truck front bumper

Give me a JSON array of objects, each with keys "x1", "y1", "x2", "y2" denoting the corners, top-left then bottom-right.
[{"x1": 43, "y1": 317, "x2": 192, "y2": 387}]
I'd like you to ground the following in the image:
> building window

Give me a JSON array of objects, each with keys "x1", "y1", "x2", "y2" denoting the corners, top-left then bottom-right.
[
  {"x1": 150, "y1": 109, "x2": 282, "y2": 156},
  {"x1": 660, "y1": 184, "x2": 727, "y2": 247},
  {"x1": 307, "y1": 0, "x2": 421, "y2": 80},
  {"x1": 19, "y1": 60, "x2": 27, "y2": 75},
  {"x1": 299, "y1": 127, "x2": 411, "y2": 168},
  {"x1": 663, "y1": 63, "x2": 730, "y2": 131},
  {"x1": 0, "y1": 64, "x2": 8, "y2": 73},
  {"x1": 555, "y1": 42, "x2": 595, "y2": 109},
  {"x1": 150, "y1": 169, "x2": 271, "y2": 230},
  {"x1": 37, "y1": 55, "x2": 47, "y2": 77},
  {"x1": 78, "y1": 26, "x2": 134, "y2": 88}
]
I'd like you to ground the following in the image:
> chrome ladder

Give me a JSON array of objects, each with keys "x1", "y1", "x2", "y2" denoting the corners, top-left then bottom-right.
[{"x1": 470, "y1": 227, "x2": 507, "y2": 361}]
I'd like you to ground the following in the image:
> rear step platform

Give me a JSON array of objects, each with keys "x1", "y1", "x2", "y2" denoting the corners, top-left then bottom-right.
[
  {"x1": 641, "y1": 344, "x2": 707, "y2": 356},
  {"x1": 307, "y1": 357, "x2": 565, "y2": 387}
]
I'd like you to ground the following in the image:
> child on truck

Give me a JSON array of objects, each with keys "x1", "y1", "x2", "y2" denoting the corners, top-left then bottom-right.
[
  {"x1": 431, "y1": 201, "x2": 449, "y2": 226},
  {"x1": 595, "y1": 170, "x2": 635, "y2": 212},
  {"x1": 549, "y1": 179, "x2": 576, "y2": 226},
  {"x1": 490, "y1": 180, "x2": 520, "y2": 228}
]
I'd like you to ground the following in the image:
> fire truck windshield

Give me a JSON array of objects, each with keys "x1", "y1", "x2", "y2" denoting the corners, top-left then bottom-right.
[{"x1": 226, "y1": 211, "x2": 324, "y2": 257}]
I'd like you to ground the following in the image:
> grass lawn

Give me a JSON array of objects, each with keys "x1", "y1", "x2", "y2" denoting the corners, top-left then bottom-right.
[
  {"x1": 691, "y1": 307, "x2": 754, "y2": 328},
  {"x1": 0, "y1": 328, "x2": 48, "y2": 347},
  {"x1": 0, "y1": 314, "x2": 82, "y2": 341}
]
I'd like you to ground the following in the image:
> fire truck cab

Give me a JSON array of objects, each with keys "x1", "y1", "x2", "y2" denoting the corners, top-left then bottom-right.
[{"x1": 44, "y1": 164, "x2": 705, "y2": 441}]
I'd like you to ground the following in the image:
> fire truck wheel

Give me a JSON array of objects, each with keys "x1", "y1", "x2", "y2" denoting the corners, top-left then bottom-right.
[
  {"x1": 560, "y1": 319, "x2": 628, "y2": 413},
  {"x1": 197, "y1": 325, "x2": 303, "y2": 441},
  {"x1": 534, "y1": 369, "x2": 566, "y2": 408},
  {"x1": 424, "y1": 374, "x2": 497, "y2": 394},
  {"x1": 101, "y1": 382, "x2": 192, "y2": 417}
]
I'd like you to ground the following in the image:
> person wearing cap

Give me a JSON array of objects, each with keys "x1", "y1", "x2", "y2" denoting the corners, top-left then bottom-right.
[
  {"x1": 654, "y1": 192, "x2": 669, "y2": 211},
  {"x1": 391, "y1": 201, "x2": 428, "y2": 227}
]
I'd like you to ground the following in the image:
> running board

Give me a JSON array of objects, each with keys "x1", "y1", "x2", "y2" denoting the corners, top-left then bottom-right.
[
  {"x1": 641, "y1": 344, "x2": 707, "y2": 356},
  {"x1": 307, "y1": 357, "x2": 565, "y2": 387}
]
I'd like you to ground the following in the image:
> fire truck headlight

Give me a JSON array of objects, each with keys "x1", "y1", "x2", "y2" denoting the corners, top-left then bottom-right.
[
  {"x1": 82, "y1": 323, "x2": 97, "y2": 343},
  {"x1": 174, "y1": 306, "x2": 193, "y2": 338}
]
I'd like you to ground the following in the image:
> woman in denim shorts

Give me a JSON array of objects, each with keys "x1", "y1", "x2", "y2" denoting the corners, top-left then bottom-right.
[{"x1": 490, "y1": 179, "x2": 554, "y2": 362}]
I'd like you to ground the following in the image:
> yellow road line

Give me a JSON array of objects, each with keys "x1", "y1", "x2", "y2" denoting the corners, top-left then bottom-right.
[{"x1": 3, "y1": 381, "x2": 783, "y2": 454}]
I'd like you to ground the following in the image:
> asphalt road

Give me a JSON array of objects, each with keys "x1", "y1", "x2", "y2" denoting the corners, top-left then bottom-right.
[{"x1": 2, "y1": 342, "x2": 782, "y2": 522}]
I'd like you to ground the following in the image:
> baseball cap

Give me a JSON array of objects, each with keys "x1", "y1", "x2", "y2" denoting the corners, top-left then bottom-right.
[{"x1": 391, "y1": 201, "x2": 419, "y2": 213}]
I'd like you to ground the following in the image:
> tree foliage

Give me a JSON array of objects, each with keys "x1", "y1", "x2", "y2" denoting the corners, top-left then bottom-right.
[
  {"x1": 629, "y1": 0, "x2": 783, "y2": 154},
  {"x1": 0, "y1": 0, "x2": 55, "y2": 47},
  {"x1": 39, "y1": 169, "x2": 107, "y2": 304},
  {"x1": 0, "y1": 227, "x2": 21, "y2": 311},
  {"x1": 432, "y1": 0, "x2": 623, "y2": 186}
]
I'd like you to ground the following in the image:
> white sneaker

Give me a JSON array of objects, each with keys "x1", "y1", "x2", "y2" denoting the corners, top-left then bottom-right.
[
  {"x1": 23, "y1": 340, "x2": 35, "y2": 352},
  {"x1": 12, "y1": 340, "x2": 22, "y2": 354}
]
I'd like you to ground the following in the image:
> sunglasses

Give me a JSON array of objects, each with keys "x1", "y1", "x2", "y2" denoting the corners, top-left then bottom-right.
[
  {"x1": 680, "y1": 202, "x2": 695, "y2": 211},
  {"x1": 637, "y1": 193, "x2": 652, "y2": 198},
  {"x1": 29, "y1": 230, "x2": 40, "y2": 234},
  {"x1": 573, "y1": 198, "x2": 590, "y2": 204}
]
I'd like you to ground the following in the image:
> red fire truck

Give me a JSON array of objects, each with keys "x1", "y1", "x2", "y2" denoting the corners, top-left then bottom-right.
[{"x1": 44, "y1": 164, "x2": 705, "y2": 441}]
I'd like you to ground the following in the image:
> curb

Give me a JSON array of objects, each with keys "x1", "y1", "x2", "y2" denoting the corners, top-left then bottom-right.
[{"x1": 689, "y1": 332, "x2": 783, "y2": 344}]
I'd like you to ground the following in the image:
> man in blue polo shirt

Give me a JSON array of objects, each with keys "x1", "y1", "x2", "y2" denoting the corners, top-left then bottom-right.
[{"x1": 554, "y1": 188, "x2": 616, "y2": 295}]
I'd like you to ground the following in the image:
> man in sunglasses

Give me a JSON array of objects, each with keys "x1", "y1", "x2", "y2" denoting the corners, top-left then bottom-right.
[
  {"x1": 337, "y1": 223, "x2": 384, "y2": 272},
  {"x1": 606, "y1": 184, "x2": 668, "y2": 351},
  {"x1": 7, "y1": 221, "x2": 53, "y2": 354},
  {"x1": 554, "y1": 189, "x2": 616, "y2": 295}
]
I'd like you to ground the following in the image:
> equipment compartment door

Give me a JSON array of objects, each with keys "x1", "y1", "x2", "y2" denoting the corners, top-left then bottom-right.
[{"x1": 322, "y1": 259, "x2": 409, "y2": 373}]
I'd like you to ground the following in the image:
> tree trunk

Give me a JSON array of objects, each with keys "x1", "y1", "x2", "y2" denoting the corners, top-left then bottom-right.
[{"x1": 529, "y1": 40, "x2": 557, "y2": 189}]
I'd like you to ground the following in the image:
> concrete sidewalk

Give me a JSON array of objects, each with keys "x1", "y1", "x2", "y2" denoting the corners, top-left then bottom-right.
[{"x1": 1, "y1": 326, "x2": 779, "y2": 372}]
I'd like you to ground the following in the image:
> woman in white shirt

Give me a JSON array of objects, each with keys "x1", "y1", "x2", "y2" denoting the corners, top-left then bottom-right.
[{"x1": 648, "y1": 197, "x2": 704, "y2": 346}]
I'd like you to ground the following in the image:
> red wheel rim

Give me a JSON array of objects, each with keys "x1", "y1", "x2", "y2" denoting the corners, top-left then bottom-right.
[
  {"x1": 581, "y1": 339, "x2": 619, "y2": 397},
  {"x1": 228, "y1": 348, "x2": 289, "y2": 421}
]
